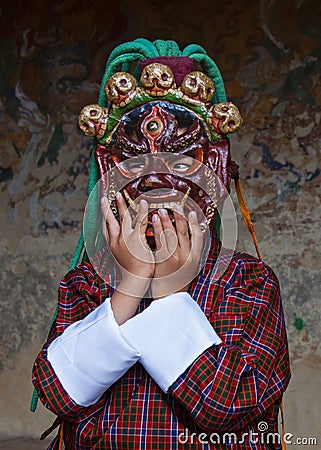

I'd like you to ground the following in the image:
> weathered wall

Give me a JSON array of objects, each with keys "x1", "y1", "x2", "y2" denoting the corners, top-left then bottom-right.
[{"x1": 0, "y1": 0, "x2": 320, "y2": 444}]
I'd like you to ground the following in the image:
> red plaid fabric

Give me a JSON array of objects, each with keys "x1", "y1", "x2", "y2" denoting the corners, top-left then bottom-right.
[{"x1": 32, "y1": 242, "x2": 290, "y2": 450}]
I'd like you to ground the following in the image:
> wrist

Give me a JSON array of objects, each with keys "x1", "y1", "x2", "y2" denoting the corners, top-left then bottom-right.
[
  {"x1": 111, "y1": 276, "x2": 150, "y2": 325},
  {"x1": 151, "y1": 276, "x2": 191, "y2": 299},
  {"x1": 118, "y1": 273, "x2": 151, "y2": 299}
]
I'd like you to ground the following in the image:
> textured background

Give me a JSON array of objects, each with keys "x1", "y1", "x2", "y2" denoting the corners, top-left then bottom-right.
[{"x1": 0, "y1": 0, "x2": 320, "y2": 446}]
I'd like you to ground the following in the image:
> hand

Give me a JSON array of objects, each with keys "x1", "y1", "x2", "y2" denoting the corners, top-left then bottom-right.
[
  {"x1": 101, "y1": 192, "x2": 155, "y2": 291},
  {"x1": 150, "y1": 206, "x2": 203, "y2": 298}
]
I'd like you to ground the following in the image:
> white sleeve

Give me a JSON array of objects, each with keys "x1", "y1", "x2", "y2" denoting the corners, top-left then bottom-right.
[
  {"x1": 120, "y1": 292, "x2": 221, "y2": 392},
  {"x1": 47, "y1": 298, "x2": 140, "y2": 407}
]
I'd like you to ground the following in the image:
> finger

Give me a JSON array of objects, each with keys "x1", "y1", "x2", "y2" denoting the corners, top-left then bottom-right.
[
  {"x1": 152, "y1": 211, "x2": 174, "y2": 257},
  {"x1": 101, "y1": 211, "x2": 109, "y2": 242},
  {"x1": 158, "y1": 209, "x2": 178, "y2": 251},
  {"x1": 188, "y1": 211, "x2": 203, "y2": 259},
  {"x1": 134, "y1": 199, "x2": 149, "y2": 235},
  {"x1": 116, "y1": 192, "x2": 132, "y2": 232},
  {"x1": 101, "y1": 196, "x2": 109, "y2": 219},
  {"x1": 152, "y1": 212, "x2": 165, "y2": 252},
  {"x1": 101, "y1": 197, "x2": 108, "y2": 240},
  {"x1": 173, "y1": 205, "x2": 190, "y2": 249},
  {"x1": 101, "y1": 197, "x2": 119, "y2": 242}
]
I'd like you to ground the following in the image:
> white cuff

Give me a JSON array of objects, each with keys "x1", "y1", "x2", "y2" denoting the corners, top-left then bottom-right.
[
  {"x1": 120, "y1": 292, "x2": 221, "y2": 392},
  {"x1": 47, "y1": 299, "x2": 140, "y2": 406}
]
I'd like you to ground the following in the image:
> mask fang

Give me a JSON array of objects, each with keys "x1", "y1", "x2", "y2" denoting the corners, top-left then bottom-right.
[
  {"x1": 181, "y1": 187, "x2": 191, "y2": 207},
  {"x1": 123, "y1": 189, "x2": 139, "y2": 212}
]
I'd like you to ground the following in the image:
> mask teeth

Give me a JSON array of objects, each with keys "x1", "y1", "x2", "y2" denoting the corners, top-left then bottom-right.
[
  {"x1": 123, "y1": 189, "x2": 138, "y2": 212},
  {"x1": 124, "y1": 187, "x2": 191, "y2": 211},
  {"x1": 181, "y1": 187, "x2": 191, "y2": 207}
]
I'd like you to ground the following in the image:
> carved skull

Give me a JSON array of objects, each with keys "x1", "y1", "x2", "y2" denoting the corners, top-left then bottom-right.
[
  {"x1": 209, "y1": 102, "x2": 243, "y2": 135},
  {"x1": 140, "y1": 63, "x2": 175, "y2": 96},
  {"x1": 78, "y1": 104, "x2": 108, "y2": 138},
  {"x1": 181, "y1": 71, "x2": 215, "y2": 105},
  {"x1": 104, "y1": 72, "x2": 138, "y2": 107}
]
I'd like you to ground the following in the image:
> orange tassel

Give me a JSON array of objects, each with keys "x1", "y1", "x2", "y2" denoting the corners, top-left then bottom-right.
[
  {"x1": 58, "y1": 422, "x2": 64, "y2": 450},
  {"x1": 234, "y1": 178, "x2": 262, "y2": 260}
]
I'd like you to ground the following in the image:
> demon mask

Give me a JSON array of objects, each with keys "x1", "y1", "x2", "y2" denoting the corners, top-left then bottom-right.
[{"x1": 79, "y1": 44, "x2": 242, "y2": 250}]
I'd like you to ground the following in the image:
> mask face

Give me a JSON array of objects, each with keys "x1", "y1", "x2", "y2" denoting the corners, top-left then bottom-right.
[{"x1": 94, "y1": 100, "x2": 233, "y2": 248}]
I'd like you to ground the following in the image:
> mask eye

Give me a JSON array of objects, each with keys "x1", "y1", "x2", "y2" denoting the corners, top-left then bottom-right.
[
  {"x1": 167, "y1": 155, "x2": 201, "y2": 175},
  {"x1": 118, "y1": 157, "x2": 147, "y2": 177},
  {"x1": 170, "y1": 158, "x2": 193, "y2": 173}
]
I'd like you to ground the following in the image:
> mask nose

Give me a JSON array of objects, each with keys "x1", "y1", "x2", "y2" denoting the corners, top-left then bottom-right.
[{"x1": 137, "y1": 174, "x2": 174, "y2": 192}]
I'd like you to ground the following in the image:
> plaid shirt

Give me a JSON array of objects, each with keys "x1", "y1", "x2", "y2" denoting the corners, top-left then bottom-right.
[{"x1": 33, "y1": 241, "x2": 290, "y2": 450}]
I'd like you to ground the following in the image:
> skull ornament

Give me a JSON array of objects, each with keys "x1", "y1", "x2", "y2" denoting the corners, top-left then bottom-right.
[
  {"x1": 78, "y1": 104, "x2": 108, "y2": 138},
  {"x1": 209, "y1": 102, "x2": 243, "y2": 135},
  {"x1": 181, "y1": 71, "x2": 215, "y2": 105},
  {"x1": 105, "y1": 72, "x2": 138, "y2": 107},
  {"x1": 140, "y1": 63, "x2": 176, "y2": 96}
]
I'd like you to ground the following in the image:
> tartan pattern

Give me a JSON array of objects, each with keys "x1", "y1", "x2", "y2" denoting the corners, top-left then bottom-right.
[{"x1": 32, "y1": 244, "x2": 290, "y2": 450}]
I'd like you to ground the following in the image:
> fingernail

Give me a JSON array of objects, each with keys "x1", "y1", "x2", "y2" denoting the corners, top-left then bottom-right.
[
  {"x1": 101, "y1": 196, "x2": 107, "y2": 205},
  {"x1": 189, "y1": 211, "x2": 197, "y2": 221},
  {"x1": 116, "y1": 192, "x2": 121, "y2": 200},
  {"x1": 152, "y1": 213, "x2": 159, "y2": 222},
  {"x1": 159, "y1": 208, "x2": 167, "y2": 217},
  {"x1": 174, "y1": 204, "x2": 184, "y2": 214}
]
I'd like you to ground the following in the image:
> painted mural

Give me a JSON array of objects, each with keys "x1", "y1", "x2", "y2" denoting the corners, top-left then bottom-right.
[{"x1": 0, "y1": 0, "x2": 320, "y2": 372}]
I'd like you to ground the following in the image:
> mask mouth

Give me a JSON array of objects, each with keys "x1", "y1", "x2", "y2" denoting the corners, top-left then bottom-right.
[
  {"x1": 123, "y1": 187, "x2": 191, "y2": 213},
  {"x1": 121, "y1": 186, "x2": 214, "y2": 251},
  {"x1": 122, "y1": 187, "x2": 193, "y2": 250}
]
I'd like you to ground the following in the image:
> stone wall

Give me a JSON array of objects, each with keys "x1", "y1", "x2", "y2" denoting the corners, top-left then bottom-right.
[{"x1": 0, "y1": 0, "x2": 320, "y2": 444}]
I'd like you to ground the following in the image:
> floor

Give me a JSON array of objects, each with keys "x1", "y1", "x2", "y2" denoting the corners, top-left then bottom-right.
[{"x1": 0, "y1": 439, "x2": 49, "y2": 449}]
